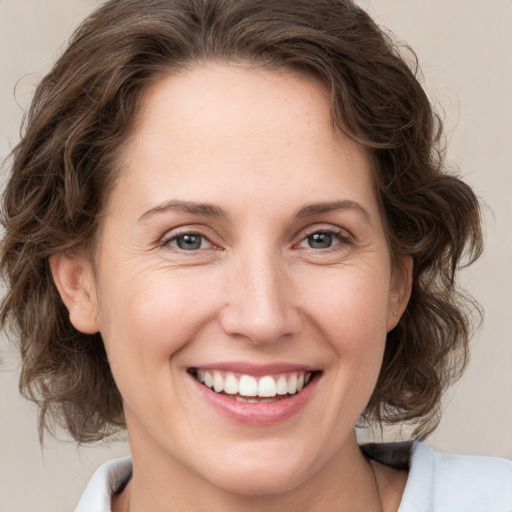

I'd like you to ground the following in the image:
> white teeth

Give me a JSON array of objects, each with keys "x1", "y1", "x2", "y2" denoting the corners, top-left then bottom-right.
[
  {"x1": 239, "y1": 375, "x2": 258, "y2": 397},
  {"x1": 276, "y1": 375, "x2": 288, "y2": 395},
  {"x1": 287, "y1": 374, "x2": 298, "y2": 394},
  {"x1": 224, "y1": 373, "x2": 239, "y2": 395},
  {"x1": 195, "y1": 370, "x2": 315, "y2": 398},
  {"x1": 213, "y1": 371, "x2": 224, "y2": 393},
  {"x1": 258, "y1": 376, "x2": 277, "y2": 397},
  {"x1": 297, "y1": 374, "x2": 304, "y2": 392}
]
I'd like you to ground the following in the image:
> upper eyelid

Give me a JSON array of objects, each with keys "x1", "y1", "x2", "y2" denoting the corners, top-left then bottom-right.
[
  {"x1": 160, "y1": 229, "x2": 216, "y2": 249},
  {"x1": 160, "y1": 224, "x2": 214, "y2": 240},
  {"x1": 295, "y1": 224, "x2": 353, "y2": 241}
]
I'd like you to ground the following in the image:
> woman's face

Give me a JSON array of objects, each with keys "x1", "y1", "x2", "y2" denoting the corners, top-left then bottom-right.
[{"x1": 62, "y1": 64, "x2": 409, "y2": 495}]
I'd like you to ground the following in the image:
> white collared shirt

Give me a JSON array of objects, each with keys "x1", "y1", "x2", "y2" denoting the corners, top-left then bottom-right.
[{"x1": 74, "y1": 442, "x2": 512, "y2": 511}]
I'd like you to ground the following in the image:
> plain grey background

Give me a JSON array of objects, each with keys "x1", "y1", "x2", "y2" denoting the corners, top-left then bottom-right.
[{"x1": 1, "y1": 1, "x2": 511, "y2": 511}]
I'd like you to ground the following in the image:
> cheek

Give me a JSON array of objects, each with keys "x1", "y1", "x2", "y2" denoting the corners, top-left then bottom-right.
[
  {"x1": 298, "y1": 263, "x2": 390, "y2": 401},
  {"x1": 94, "y1": 275, "x2": 208, "y2": 422},
  {"x1": 298, "y1": 263, "x2": 391, "y2": 344},
  {"x1": 294, "y1": 265, "x2": 390, "y2": 437},
  {"x1": 96, "y1": 266, "x2": 221, "y2": 373}
]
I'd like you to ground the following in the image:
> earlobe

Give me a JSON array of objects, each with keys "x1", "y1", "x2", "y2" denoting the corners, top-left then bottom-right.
[
  {"x1": 387, "y1": 255, "x2": 413, "y2": 332},
  {"x1": 49, "y1": 253, "x2": 99, "y2": 334}
]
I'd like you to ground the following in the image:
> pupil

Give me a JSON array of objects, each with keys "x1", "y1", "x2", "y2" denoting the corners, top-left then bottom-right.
[
  {"x1": 177, "y1": 234, "x2": 201, "y2": 250},
  {"x1": 309, "y1": 232, "x2": 332, "y2": 249}
]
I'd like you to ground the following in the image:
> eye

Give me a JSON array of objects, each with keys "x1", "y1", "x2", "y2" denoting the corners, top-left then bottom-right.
[
  {"x1": 166, "y1": 233, "x2": 212, "y2": 251},
  {"x1": 297, "y1": 229, "x2": 350, "y2": 250}
]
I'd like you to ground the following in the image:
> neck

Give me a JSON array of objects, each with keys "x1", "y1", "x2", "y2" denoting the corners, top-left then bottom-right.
[{"x1": 116, "y1": 430, "x2": 384, "y2": 512}]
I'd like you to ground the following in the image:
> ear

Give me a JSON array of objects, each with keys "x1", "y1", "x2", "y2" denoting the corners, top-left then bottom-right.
[
  {"x1": 49, "y1": 253, "x2": 99, "y2": 334},
  {"x1": 386, "y1": 255, "x2": 413, "y2": 332}
]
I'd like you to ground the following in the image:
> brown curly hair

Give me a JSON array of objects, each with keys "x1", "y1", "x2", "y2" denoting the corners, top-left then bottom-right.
[{"x1": 0, "y1": 0, "x2": 482, "y2": 443}]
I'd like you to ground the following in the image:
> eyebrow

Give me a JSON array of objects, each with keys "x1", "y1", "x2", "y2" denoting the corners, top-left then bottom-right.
[
  {"x1": 138, "y1": 200, "x2": 227, "y2": 222},
  {"x1": 138, "y1": 198, "x2": 371, "y2": 224},
  {"x1": 294, "y1": 200, "x2": 371, "y2": 223}
]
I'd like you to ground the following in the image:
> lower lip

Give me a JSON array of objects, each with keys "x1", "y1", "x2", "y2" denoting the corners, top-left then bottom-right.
[{"x1": 190, "y1": 374, "x2": 319, "y2": 425}]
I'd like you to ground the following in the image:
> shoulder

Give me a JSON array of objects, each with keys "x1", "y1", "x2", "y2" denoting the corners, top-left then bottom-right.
[
  {"x1": 406, "y1": 442, "x2": 512, "y2": 512},
  {"x1": 363, "y1": 441, "x2": 512, "y2": 512},
  {"x1": 74, "y1": 457, "x2": 132, "y2": 512}
]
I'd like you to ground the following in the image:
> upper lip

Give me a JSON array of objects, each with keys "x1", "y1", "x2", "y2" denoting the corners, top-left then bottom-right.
[{"x1": 189, "y1": 362, "x2": 320, "y2": 376}]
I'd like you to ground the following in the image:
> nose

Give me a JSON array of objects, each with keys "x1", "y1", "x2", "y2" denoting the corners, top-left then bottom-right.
[{"x1": 219, "y1": 250, "x2": 300, "y2": 345}]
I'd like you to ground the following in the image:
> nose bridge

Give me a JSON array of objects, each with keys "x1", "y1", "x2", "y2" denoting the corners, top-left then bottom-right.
[{"x1": 220, "y1": 245, "x2": 297, "y2": 343}]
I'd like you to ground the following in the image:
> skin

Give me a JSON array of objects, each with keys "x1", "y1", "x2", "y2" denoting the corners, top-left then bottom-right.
[{"x1": 52, "y1": 63, "x2": 411, "y2": 511}]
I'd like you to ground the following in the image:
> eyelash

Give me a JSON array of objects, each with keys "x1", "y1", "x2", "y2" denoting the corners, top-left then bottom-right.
[
  {"x1": 161, "y1": 231, "x2": 215, "y2": 251},
  {"x1": 295, "y1": 228, "x2": 352, "y2": 251},
  {"x1": 160, "y1": 227, "x2": 352, "y2": 253}
]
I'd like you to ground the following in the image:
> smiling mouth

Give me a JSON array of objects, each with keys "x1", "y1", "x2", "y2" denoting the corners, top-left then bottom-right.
[{"x1": 188, "y1": 368, "x2": 319, "y2": 403}]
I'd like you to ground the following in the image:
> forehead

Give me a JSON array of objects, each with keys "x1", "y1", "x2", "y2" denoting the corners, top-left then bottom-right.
[
  {"x1": 112, "y1": 63, "x2": 380, "y2": 224},
  {"x1": 132, "y1": 63, "x2": 336, "y2": 155}
]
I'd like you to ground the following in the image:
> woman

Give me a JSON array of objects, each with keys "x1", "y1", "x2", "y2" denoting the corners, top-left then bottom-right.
[{"x1": 1, "y1": 0, "x2": 510, "y2": 510}]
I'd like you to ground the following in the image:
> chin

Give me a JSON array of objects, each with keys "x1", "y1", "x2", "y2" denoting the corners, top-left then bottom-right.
[
  {"x1": 206, "y1": 464, "x2": 309, "y2": 497},
  {"x1": 194, "y1": 443, "x2": 320, "y2": 497}
]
